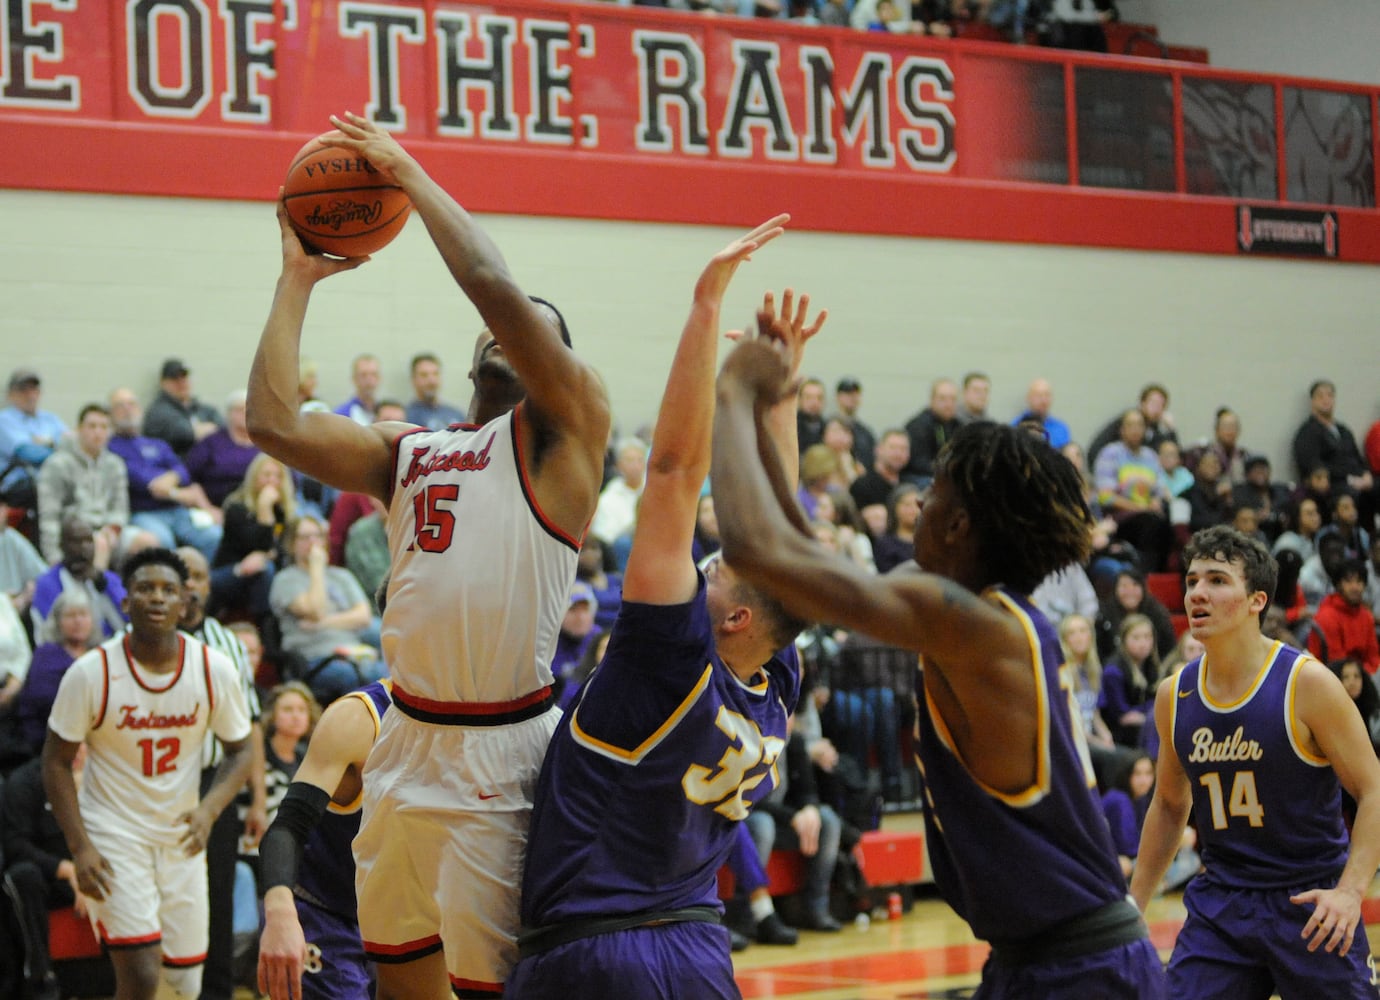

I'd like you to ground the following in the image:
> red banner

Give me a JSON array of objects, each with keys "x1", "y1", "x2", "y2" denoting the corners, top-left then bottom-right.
[{"x1": 3, "y1": 0, "x2": 1379, "y2": 260}]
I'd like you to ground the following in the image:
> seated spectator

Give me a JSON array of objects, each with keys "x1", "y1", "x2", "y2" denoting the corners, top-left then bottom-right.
[
  {"x1": 35, "y1": 404, "x2": 129, "y2": 566},
  {"x1": 1317, "y1": 492, "x2": 1372, "y2": 561},
  {"x1": 0, "y1": 591, "x2": 28, "y2": 717},
  {"x1": 849, "y1": 428, "x2": 910, "y2": 538},
  {"x1": 872, "y1": 482, "x2": 921, "y2": 575},
  {"x1": 142, "y1": 357, "x2": 222, "y2": 457},
  {"x1": 212, "y1": 454, "x2": 294, "y2": 624},
  {"x1": 1057, "y1": 613, "x2": 1130, "y2": 791},
  {"x1": 1012, "y1": 377, "x2": 1071, "y2": 450},
  {"x1": 238, "y1": 681, "x2": 318, "y2": 875},
  {"x1": 1307, "y1": 558, "x2": 1380, "y2": 673},
  {"x1": 1231, "y1": 456, "x2": 1291, "y2": 543},
  {"x1": 0, "y1": 496, "x2": 45, "y2": 616},
  {"x1": 902, "y1": 378, "x2": 960, "y2": 486},
  {"x1": 1089, "y1": 383, "x2": 1177, "y2": 467},
  {"x1": 554, "y1": 630, "x2": 611, "y2": 717},
  {"x1": 1100, "y1": 753, "x2": 1199, "y2": 892},
  {"x1": 1198, "y1": 407, "x2": 1249, "y2": 486},
  {"x1": 1156, "y1": 439, "x2": 1194, "y2": 500},
  {"x1": 817, "y1": 490, "x2": 875, "y2": 573},
  {"x1": 589, "y1": 437, "x2": 647, "y2": 554},
  {"x1": 832, "y1": 376, "x2": 876, "y2": 471},
  {"x1": 575, "y1": 534, "x2": 622, "y2": 632},
  {"x1": 1231, "y1": 505, "x2": 1268, "y2": 547},
  {"x1": 551, "y1": 582, "x2": 603, "y2": 708},
  {"x1": 1289, "y1": 465, "x2": 1335, "y2": 528},
  {"x1": 0, "y1": 368, "x2": 67, "y2": 510},
  {"x1": 29, "y1": 519, "x2": 125, "y2": 644},
  {"x1": 956, "y1": 371, "x2": 991, "y2": 425},
  {"x1": 1094, "y1": 567, "x2": 1177, "y2": 661},
  {"x1": 851, "y1": 0, "x2": 914, "y2": 32},
  {"x1": 334, "y1": 353, "x2": 382, "y2": 426},
  {"x1": 821, "y1": 417, "x2": 864, "y2": 487},
  {"x1": 404, "y1": 352, "x2": 465, "y2": 431},
  {"x1": 344, "y1": 497, "x2": 389, "y2": 614},
  {"x1": 1300, "y1": 533, "x2": 1354, "y2": 611},
  {"x1": 1094, "y1": 408, "x2": 1173, "y2": 573},
  {"x1": 1273, "y1": 496, "x2": 1323, "y2": 565},
  {"x1": 1330, "y1": 657, "x2": 1380, "y2": 756},
  {"x1": 1, "y1": 748, "x2": 85, "y2": 1000},
  {"x1": 13, "y1": 589, "x2": 95, "y2": 755},
  {"x1": 1100, "y1": 613, "x2": 1159, "y2": 747},
  {"x1": 1031, "y1": 561, "x2": 1099, "y2": 625},
  {"x1": 1183, "y1": 450, "x2": 1233, "y2": 532},
  {"x1": 183, "y1": 390, "x2": 261, "y2": 508},
  {"x1": 325, "y1": 401, "x2": 406, "y2": 564},
  {"x1": 1141, "y1": 630, "x2": 1205, "y2": 761},
  {"x1": 796, "y1": 378, "x2": 826, "y2": 456},
  {"x1": 692, "y1": 494, "x2": 721, "y2": 564},
  {"x1": 746, "y1": 723, "x2": 844, "y2": 933},
  {"x1": 108, "y1": 387, "x2": 223, "y2": 562},
  {"x1": 268, "y1": 516, "x2": 384, "y2": 705},
  {"x1": 796, "y1": 444, "x2": 848, "y2": 523},
  {"x1": 817, "y1": 0, "x2": 849, "y2": 26}
]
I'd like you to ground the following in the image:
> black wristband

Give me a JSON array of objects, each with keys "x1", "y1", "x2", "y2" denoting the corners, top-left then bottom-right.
[{"x1": 259, "y1": 782, "x2": 332, "y2": 893}]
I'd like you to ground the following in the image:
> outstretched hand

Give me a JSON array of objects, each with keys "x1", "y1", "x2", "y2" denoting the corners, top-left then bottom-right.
[
  {"x1": 693, "y1": 214, "x2": 790, "y2": 305},
  {"x1": 318, "y1": 111, "x2": 417, "y2": 187},
  {"x1": 276, "y1": 197, "x2": 369, "y2": 279},
  {"x1": 723, "y1": 284, "x2": 828, "y2": 397}
]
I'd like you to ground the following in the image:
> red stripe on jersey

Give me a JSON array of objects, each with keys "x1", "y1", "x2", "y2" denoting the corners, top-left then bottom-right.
[
  {"x1": 125, "y1": 635, "x2": 186, "y2": 693},
  {"x1": 363, "y1": 933, "x2": 442, "y2": 957},
  {"x1": 94, "y1": 647, "x2": 111, "y2": 729},
  {"x1": 510, "y1": 402, "x2": 581, "y2": 552},
  {"x1": 202, "y1": 645, "x2": 214, "y2": 714},
  {"x1": 387, "y1": 426, "x2": 430, "y2": 509},
  {"x1": 392, "y1": 683, "x2": 552, "y2": 717},
  {"x1": 162, "y1": 952, "x2": 207, "y2": 967}
]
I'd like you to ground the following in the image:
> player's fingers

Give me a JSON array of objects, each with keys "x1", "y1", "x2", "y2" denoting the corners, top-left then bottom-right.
[
  {"x1": 257, "y1": 955, "x2": 268, "y2": 996},
  {"x1": 289, "y1": 959, "x2": 304, "y2": 1000},
  {"x1": 804, "y1": 308, "x2": 828, "y2": 339},
  {"x1": 793, "y1": 292, "x2": 810, "y2": 329},
  {"x1": 779, "y1": 288, "x2": 795, "y2": 325}
]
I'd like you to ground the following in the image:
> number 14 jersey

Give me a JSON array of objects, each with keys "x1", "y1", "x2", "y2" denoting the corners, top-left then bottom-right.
[{"x1": 1170, "y1": 641, "x2": 1349, "y2": 889}]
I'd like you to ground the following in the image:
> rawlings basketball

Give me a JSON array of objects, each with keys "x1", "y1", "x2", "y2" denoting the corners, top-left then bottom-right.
[{"x1": 281, "y1": 135, "x2": 411, "y2": 258}]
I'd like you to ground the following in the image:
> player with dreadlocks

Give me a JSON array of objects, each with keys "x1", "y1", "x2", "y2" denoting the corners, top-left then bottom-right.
[{"x1": 709, "y1": 318, "x2": 1166, "y2": 999}]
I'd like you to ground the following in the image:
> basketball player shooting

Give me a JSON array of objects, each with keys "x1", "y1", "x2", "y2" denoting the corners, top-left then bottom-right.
[{"x1": 247, "y1": 112, "x2": 610, "y2": 999}]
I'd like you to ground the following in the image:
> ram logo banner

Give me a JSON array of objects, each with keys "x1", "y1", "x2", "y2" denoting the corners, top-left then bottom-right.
[{"x1": 1237, "y1": 205, "x2": 1339, "y2": 258}]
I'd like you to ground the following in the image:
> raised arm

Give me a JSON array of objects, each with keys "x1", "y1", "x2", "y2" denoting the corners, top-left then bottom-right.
[
  {"x1": 258, "y1": 693, "x2": 378, "y2": 1000},
  {"x1": 621, "y1": 216, "x2": 788, "y2": 605},
  {"x1": 320, "y1": 114, "x2": 610, "y2": 533},
  {"x1": 247, "y1": 202, "x2": 404, "y2": 500}
]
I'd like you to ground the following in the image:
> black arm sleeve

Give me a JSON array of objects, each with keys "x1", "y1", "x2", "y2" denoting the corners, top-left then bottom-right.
[{"x1": 258, "y1": 782, "x2": 331, "y2": 893}]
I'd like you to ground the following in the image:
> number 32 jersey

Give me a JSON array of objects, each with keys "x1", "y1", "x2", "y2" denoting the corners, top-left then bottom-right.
[
  {"x1": 47, "y1": 632, "x2": 252, "y2": 846},
  {"x1": 1170, "y1": 641, "x2": 1349, "y2": 889}
]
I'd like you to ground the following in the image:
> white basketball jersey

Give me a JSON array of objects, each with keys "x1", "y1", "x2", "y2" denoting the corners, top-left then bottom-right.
[
  {"x1": 383, "y1": 406, "x2": 580, "y2": 703},
  {"x1": 47, "y1": 632, "x2": 252, "y2": 846}
]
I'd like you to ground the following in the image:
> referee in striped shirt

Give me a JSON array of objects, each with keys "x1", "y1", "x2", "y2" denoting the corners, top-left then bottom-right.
[{"x1": 179, "y1": 547, "x2": 267, "y2": 1000}]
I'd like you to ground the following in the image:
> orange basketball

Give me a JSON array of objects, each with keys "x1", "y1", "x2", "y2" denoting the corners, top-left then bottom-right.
[{"x1": 281, "y1": 135, "x2": 411, "y2": 258}]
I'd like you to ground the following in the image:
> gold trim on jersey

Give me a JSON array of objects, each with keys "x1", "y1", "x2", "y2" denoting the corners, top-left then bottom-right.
[
  {"x1": 921, "y1": 591, "x2": 1050, "y2": 809},
  {"x1": 1286, "y1": 653, "x2": 1330, "y2": 768},
  {"x1": 570, "y1": 665, "x2": 713, "y2": 764},
  {"x1": 329, "y1": 680, "x2": 392, "y2": 815},
  {"x1": 1198, "y1": 641, "x2": 1280, "y2": 710}
]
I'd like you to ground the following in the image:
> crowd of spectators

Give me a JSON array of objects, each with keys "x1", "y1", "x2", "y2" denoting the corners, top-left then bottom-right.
[{"x1": 3, "y1": 347, "x2": 1380, "y2": 979}]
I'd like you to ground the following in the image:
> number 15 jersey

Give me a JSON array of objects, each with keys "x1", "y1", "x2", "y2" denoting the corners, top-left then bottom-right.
[
  {"x1": 1170, "y1": 641, "x2": 1349, "y2": 889},
  {"x1": 384, "y1": 407, "x2": 580, "y2": 704}
]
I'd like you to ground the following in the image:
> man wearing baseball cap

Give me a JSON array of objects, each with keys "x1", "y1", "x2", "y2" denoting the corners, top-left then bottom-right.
[
  {"x1": 143, "y1": 358, "x2": 223, "y2": 458},
  {"x1": 0, "y1": 368, "x2": 68, "y2": 506}
]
